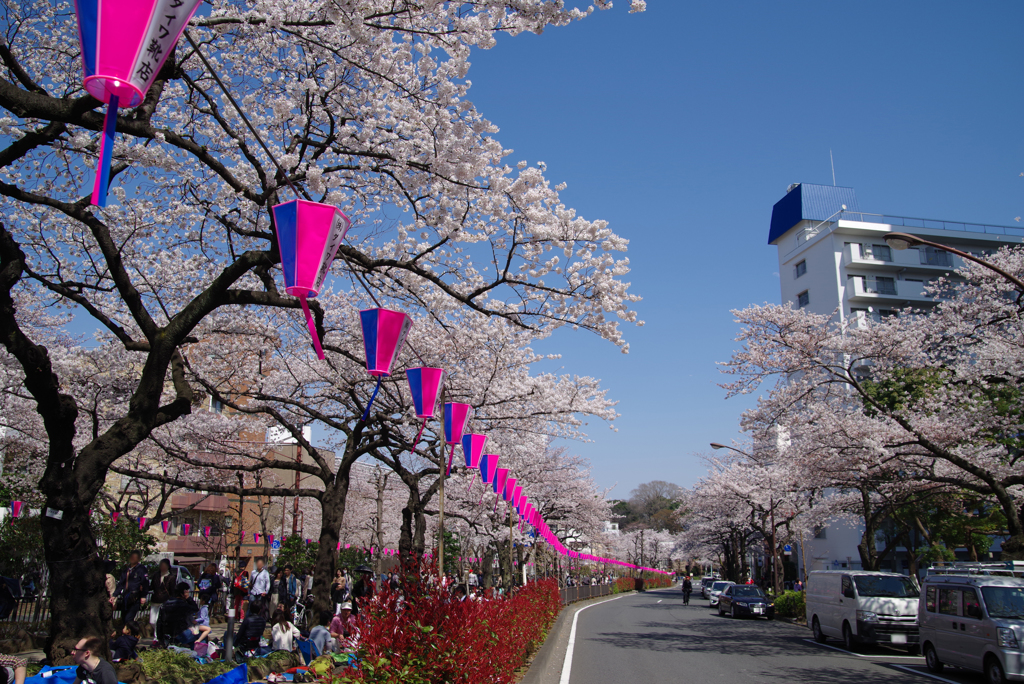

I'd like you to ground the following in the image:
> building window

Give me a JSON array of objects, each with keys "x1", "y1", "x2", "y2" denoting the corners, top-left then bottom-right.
[
  {"x1": 211, "y1": 396, "x2": 224, "y2": 413},
  {"x1": 919, "y1": 246, "x2": 953, "y2": 267},
  {"x1": 796, "y1": 291, "x2": 809, "y2": 308},
  {"x1": 867, "y1": 244, "x2": 892, "y2": 261},
  {"x1": 794, "y1": 260, "x2": 807, "y2": 278},
  {"x1": 813, "y1": 525, "x2": 827, "y2": 539}
]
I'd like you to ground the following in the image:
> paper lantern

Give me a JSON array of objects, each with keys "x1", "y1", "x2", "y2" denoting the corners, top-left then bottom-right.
[
  {"x1": 462, "y1": 433, "x2": 487, "y2": 493},
  {"x1": 202, "y1": 525, "x2": 210, "y2": 538},
  {"x1": 503, "y1": 477, "x2": 516, "y2": 503},
  {"x1": 182, "y1": 523, "x2": 191, "y2": 536},
  {"x1": 443, "y1": 402, "x2": 473, "y2": 476},
  {"x1": 268, "y1": 534, "x2": 275, "y2": 545},
  {"x1": 10, "y1": 501, "x2": 22, "y2": 524},
  {"x1": 478, "y1": 454, "x2": 499, "y2": 504},
  {"x1": 239, "y1": 531, "x2": 246, "y2": 542},
  {"x1": 493, "y1": 468, "x2": 510, "y2": 512},
  {"x1": 111, "y1": 511, "x2": 120, "y2": 523},
  {"x1": 405, "y1": 367, "x2": 445, "y2": 452},
  {"x1": 359, "y1": 308, "x2": 413, "y2": 420},
  {"x1": 73, "y1": 0, "x2": 203, "y2": 206},
  {"x1": 512, "y1": 485, "x2": 522, "y2": 509},
  {"x1": 254, "y1": 532, "x2": 260, "y2": 543},
  {"x1": 138, "y1": 517, "x2": 146, "y2": 530},
  {"x1": 161, "y1": 520, "x2": 170, "y2": 534},
  {"x1": 272, "y1": 199, "x2": 352, "y2": 359}
]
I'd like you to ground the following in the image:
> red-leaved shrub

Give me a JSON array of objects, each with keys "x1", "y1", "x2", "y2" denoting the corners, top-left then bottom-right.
[{"x1": 327, "y1": 578, "x2": 562, "y2": 684}]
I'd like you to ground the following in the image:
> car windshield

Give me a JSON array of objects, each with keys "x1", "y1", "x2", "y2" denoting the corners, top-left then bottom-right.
[
  {"x1": 982, "y1": 586, "x2": 1024, "y2": 619},
  {"x1": 853, "y1": 575, "x2": 919, "y2": 598},
  {"x1": 731, "y1": 586, "x2": 766, "y2": 598},
  {"x1": 712, "y1": 582, "x2": 731, "y2": 591}
]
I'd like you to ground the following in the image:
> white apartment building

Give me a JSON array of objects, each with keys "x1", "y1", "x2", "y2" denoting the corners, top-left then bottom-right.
[{"x1": 769, "y1": 182, "x2": 1024, "y2": 574}]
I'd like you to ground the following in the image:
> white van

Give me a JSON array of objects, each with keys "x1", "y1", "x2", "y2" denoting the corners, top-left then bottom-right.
[
  {"x1": 805, "y1": 570, "x2": 920, "y2": 653},
  {"x1": 919, "y1": 573, "x2": 1024, "y2": 683}
]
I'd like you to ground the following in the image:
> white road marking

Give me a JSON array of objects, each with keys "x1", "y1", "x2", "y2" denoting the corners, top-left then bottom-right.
[
  {"x1": 559, "y1": 594, "x2": 629, "y2": 684},
  {"x1": 802, "y1": 638, "x2": 924, "y2": 660},
  {"x1": 657, "y1": 600, "x2": 662, "y2": 603},
  {"x1": 891, "y1": 664, "x2": 964, "y2": 684}
]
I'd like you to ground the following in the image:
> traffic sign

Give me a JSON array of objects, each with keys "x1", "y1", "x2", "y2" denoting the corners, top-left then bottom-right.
[
  {"x1": 271, "y1": 540, "x2": 281, "y2": 550},
  {"x1": 783, "y1": 544, "x2": 792, "y2": 555}
]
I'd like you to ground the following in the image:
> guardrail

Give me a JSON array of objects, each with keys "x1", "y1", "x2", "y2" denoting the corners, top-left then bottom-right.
[{"x1": 559, "y1": 584, "x2": 614, "y2": 605}]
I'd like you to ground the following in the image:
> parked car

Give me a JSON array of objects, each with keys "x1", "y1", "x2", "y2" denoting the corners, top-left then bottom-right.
[
  {"x1": 700, "y1": 577, "x2": 717, "y2": 599},
  {"x1": 805, "y1": 570, "x2": 920, "y2": 653},
  {"x1": 718, "y1": 584, "x2": 774, "y2": 620},
  {"x1": 708, "y1": 580, "x2": 735, "y2": 607},
  {"x1": 920, "y1": 573, "x2": 1024, "y2": 683}
]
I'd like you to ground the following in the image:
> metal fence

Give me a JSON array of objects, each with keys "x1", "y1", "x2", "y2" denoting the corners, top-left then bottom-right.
[
  {"x1": 1, "y1": 595, "x2": 50, "y2": 626},
  {"x1": 559, "y1": 584, "x2": 614, "y2": 605}
]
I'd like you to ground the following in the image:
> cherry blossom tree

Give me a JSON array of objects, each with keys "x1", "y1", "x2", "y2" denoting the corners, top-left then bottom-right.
[
  {"x1": 0, "y1": 0, "x2": 642, "y2": 657},
  {"x1": 721, "y1": 246, "x2": 1024, "y2": 561}
]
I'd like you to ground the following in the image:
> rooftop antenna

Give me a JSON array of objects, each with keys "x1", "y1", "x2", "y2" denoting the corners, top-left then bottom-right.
[{"x1": 830, "y1": 149, "x2": 836, "y2": 186}]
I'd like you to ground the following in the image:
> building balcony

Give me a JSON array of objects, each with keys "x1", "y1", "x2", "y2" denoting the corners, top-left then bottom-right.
[
  {"x1": 170, "y1": 493, "x2": 231, "y2": 512},
  {"x1": 166, "y1": 534, "x2": 228, "y2": 555},
  {"x1": 848, "y1": 277, "x2": 932, "y2": 303},
  {"x1": 843, "y1": 243, "x2": 959, "y2": 271}
]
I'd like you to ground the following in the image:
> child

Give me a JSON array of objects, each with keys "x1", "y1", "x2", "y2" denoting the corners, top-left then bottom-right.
[
  {"x1": 109, "y1": 620, "x2": 140, "y2": 661},
  {"x1": 193, "y1": 596, "x2": 212, "y2": 644}
]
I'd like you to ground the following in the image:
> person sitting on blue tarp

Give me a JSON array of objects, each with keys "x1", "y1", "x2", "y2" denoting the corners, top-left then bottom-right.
[
  {"x1": 109, "y1": 620, "x2": 140, "y2": 661},
  {"x1": 156, "y1": 583, "x2": 199, "y2": 648},
  {"x1": 233, "y1": 598, "x2": 267, "y2": 656}
]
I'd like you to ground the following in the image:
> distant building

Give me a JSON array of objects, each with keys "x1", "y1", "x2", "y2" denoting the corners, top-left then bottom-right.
[
  {"x1": 770, "y1": 182, "x2": 1024, "y2": 326},
  {"x1": 768, "y1": 183, "x2": 1021, "y2": 573},
  {"x1": 602, "y1": 521, "x2": 620, "y2": 536}
]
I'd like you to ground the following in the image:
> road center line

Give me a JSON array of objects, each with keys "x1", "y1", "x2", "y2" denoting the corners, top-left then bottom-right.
[{"x1": 559, "y1": 594, "x2": 630, "y2": 684}]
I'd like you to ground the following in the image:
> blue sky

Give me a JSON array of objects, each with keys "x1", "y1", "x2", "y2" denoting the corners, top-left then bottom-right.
[{"x1": 463, "y1": 1, "x2": 1024, "y2": 497}]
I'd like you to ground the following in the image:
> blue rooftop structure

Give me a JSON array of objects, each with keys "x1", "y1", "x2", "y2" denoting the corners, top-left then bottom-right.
[{"x1": 768, "y1": 183, "x2": 860, "y2": 244}]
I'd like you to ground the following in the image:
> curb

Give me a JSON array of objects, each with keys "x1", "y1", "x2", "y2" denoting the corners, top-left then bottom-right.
[{"x1": 520, "y1": 592, "x2": 634, "y2": 684}]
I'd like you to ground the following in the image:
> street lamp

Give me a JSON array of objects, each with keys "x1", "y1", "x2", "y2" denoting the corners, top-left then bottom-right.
[
  {"x1": 709, "y1": 442, "x2": 780, "y2": 598},
  {"x1": 883, "y1": 232, "x2": 1024, "y2": 292}
]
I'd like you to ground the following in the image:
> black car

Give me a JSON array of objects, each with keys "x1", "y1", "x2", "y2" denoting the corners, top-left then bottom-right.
[{"x1": 717, "y1": 584, "x2": 774, "y2": 620}]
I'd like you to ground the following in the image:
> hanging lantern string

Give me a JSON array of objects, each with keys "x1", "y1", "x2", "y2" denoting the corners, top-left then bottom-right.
[
  {"x1": 361, "y1": 376, "x2": 383, "y2": 422},
  {"x1": 91, "y1": 94, "x2": 120, "y2": 206},
  {"x1": 183, "y1": 31, "x2": 302, "y2": 201}
]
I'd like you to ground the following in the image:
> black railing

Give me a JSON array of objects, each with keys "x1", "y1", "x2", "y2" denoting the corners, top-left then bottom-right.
[
  {"x1": 559, "y1": 584, "x2": 614, "y2": 605},
  {"x1": 1, "y1": 595, "x2": 50, "y2": 625}
]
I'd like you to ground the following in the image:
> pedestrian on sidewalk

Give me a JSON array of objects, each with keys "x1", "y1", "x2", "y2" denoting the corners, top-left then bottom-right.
[
  {"x1": 148, "y1": 559, "x2": 175, "y2": 636},
  {"x1": 249, "y1": 559, "x2": 271, "y2": 619}
]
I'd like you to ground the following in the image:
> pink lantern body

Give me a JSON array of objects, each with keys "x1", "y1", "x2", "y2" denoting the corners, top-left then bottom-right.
[
  {"x1": 203, "y1": 525, "x2": 211, "y2": 538},
  {"x1": 74, "y1": 0, "x2": 202, "y2": 107},
  {"x1": 406, "y1": 367, "x2": 445, "y2": 419},
  {"x1": 512, "y1": 485, "x2": 522, "y2": 508},
  {"x1": 494, "y1": 468, "x2": 510, "y2": 495},
  {"x1": 480, "y1": 454, "x2": 499, "y2": 485},
  {"x1": 273, "y1": 199, "x2": 352, "y2": 359},
  {"x1": 254, "y1": 532, "x2": 260, "y2": 543},
  {"x1": 11, "y1": 501, "x2": 23, "y2": 519},
  {"x1": 161, "y1": 520, "x2": 170, "y2": 534},
  {"x1": 73, "y1": 0, "x2": 203, "y2": 206},
  {"x1": 273, "y1": 200, "x2": 352, "y2": 300},
  {"x1": 461, "y1": 433, "x2": 487, "y2": 469},
  {"x1": 138, "y1": 517, "x2": 146, "y2": 529},
  {"x1": 182, "y1": 523, "x2": 191, "y2": 536},
  {"x1": 503, "y1": 477, "x2": 517, "y2": 502},
  {"x1": 444, "y1": 403, "x2": 473, "y2": 445},
  {"x1": 361, "y1": 308, "x2": 413, "y2": 377},
  {"x1": 111, "y1": 511, "x2": 120, "y2": 523}
]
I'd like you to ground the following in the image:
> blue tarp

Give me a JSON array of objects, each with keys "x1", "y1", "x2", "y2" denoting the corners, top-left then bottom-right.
[
  {"x1": 205, "y1": 663, "x2": 247, "y2": 684},
  {"x1": 25, "y1": 665, "x2": 128, "y2": 684}
]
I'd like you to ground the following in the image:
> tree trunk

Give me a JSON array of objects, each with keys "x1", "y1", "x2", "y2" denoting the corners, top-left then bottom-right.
[
  {"x1": 481, "y1": 548, "x2": 495, "y2": 589},
  {"x1": 310, "y1": 480, "x2": 347, "y2": 619},
  {"x1": 43, "y1": 505, "x2": 111, "y2": 663}
]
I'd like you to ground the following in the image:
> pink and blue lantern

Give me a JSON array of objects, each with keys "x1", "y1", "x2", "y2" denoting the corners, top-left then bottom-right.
[
  {"x1": 443, "y1": 402, "x2": 473, "y2": 476},
  {"x1": 181, "y1": 523, "x2": 191, "y2": 536},
  {"x1": 272, "y1": 199, "x2": 352, "y2": 359},
  {"x1": 478, "y1": 454, "x2": 498, "y2": 504},
  {"x1": 405, "y1": 367, "x2": 445, "y2": 452},
  {"x1": 493, "y1": 468, "x2": 510, "y2": 512},
  {"x1": 161, "y1": 520, "x2": 170, "y2": 534},
  {"x1": 503, "y1": 477, "x2": 516, "y2": 503},
  {"x1": 10, "y1": 501, "x2": 22, "y2": 524},
  {"x1": 138, "y1": 517, "x2": 146, "y2": 530},
  {"x1": 73, "y1": 0, "x2": 203, "y2": 206},
  {"x1": 359, "y1": 308, "x2": 413, "y2": 420},
  {"x1": 462, "y1": 433, "x2": 487, "y2": 493}
]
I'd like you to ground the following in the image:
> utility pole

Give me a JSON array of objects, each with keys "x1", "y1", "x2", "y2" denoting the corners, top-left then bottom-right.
[
  {"x1": 770, "y1": 495, "x2": 780, "y2": 597},
  {"x1": 437, "y1": 465, "x2": 445, "y2": 583},
  {"x1": 508, "y1": 505, "x2": 514, "y2": 588},
  {"x1": 292, "y1": 446, "x2": 301, "y2": 534},
  {"x1": 374, "y1": 469, "x2": 386, "y2": 576},
  {"x1": 799, "y1": 529, "x2": 808, "y2": 584}
]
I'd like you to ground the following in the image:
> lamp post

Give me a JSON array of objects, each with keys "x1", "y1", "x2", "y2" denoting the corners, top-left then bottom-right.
[
  {"x1": 883, "y1": 232, "x2": 1024, "y2": 292},
  {"x1": 710, "y1": 442, "x2": 781, "y2": 597}
]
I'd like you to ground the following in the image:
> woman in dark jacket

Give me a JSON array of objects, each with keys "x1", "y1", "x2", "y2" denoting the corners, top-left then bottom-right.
[{"x1": 233, "y1": 598, "x2": 268, "y2": 655}]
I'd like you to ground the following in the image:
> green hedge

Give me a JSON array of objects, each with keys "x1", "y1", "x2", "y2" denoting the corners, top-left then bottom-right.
[{"x1": 773, "y1": 590, "x2": 805, "y2": 619}]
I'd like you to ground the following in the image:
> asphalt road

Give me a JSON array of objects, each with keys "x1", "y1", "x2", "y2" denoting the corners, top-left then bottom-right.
[{"x1": 564, "y1": 587, "x2": 989, "y2": 684}]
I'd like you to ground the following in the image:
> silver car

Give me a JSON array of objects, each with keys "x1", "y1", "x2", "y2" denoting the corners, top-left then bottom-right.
[
  {"x1": 709, "y1": 580, "x2": 735, "y2": 607},
  {"x1": 920, "y1": 574, "x2": 1024, "y2": 683}
]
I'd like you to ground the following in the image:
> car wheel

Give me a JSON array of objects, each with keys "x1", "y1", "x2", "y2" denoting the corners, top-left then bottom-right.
[
  {"x1": 717, "y1": 604, "x2": 724, "y2": 616},
  {"x1": 986, "y1": 656, "x2": 1008, "y2": 684},
  {"x1": 812, "y1": 616, "x2": 827, "y2": 644},
  {"x1": 732, "y1": 605, "x2": 738, "y2": 619},
  {"x1": 924, "y1": 643, "x2": 943, "y2": 674},
  {"x1": 842, "y1": 622, "x2": 858, "y2": 652}
]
